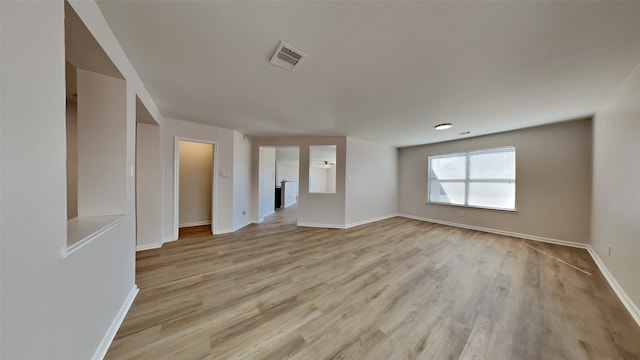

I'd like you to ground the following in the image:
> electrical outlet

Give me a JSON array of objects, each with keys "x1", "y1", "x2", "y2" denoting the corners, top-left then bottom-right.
[
  {"x1": 459, "y1": 210, "x2": 465, "y2": 217},
  {"x1": 242, "y1": 210, "x2": 246, "y2": 215},
  {"x1": 608, "y1": 245, "x2": 612, "y2": 256}
]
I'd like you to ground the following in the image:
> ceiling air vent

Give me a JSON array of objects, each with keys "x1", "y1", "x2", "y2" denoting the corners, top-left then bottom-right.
[{"x1": 269, "y1": 42, "x2": 307, "y2": 71}]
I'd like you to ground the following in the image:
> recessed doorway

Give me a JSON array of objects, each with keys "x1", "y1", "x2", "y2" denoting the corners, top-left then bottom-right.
[{"x1": 174, "y1": 138, "x2": 217, "y2": 239}]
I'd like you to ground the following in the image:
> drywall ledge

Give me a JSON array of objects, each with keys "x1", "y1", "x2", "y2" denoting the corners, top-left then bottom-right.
[
  {"x1": 91, "y1": 285, "x2": 139, "y2": 360},
  {"x1": 64, "y1": 215, "x2": 128, "y2": 257}
]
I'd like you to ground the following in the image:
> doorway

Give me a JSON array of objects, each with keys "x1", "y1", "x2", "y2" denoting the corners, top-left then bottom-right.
[
  {"x1": 174, "y1": 138, "x2": 217, "y2": 239},
  {"x1": 258, "y1": 146, "x2": 299, "y2": 222}
]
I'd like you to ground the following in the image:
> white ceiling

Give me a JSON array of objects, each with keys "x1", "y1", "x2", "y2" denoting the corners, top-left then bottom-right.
[{"x1": 96, "y1": 1, "x2": 640, "y2": 147}]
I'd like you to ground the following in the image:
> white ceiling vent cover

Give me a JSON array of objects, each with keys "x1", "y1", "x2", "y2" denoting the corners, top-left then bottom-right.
[{"x1": 269, "y1": 42, "x2": 307, "y2": 71}]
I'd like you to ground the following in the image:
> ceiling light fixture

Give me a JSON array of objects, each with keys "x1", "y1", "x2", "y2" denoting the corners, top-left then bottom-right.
[{"x1": 434, "y1": 123, "x2": 452, "y2": 130}]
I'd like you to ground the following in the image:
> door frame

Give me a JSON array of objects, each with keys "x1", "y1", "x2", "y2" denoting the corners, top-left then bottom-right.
[{"x1": 173, "y1": 136, "x2": 218, "y2": 240}]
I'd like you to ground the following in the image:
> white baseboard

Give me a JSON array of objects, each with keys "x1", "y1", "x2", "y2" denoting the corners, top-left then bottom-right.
[
  {"x1": 92, "y1": 285, "x2": 139, "y2": 360},
  {"x1": 162, "y1": 236, "x2": 176, "y2": 243},
  {"x1": 135, "y1": 242, "x2": 162, "y2": 251},
  {"x1": 178, "y1": 220, "x2": 211, "y2": 228},
  {"x1": 297, "y1": 214, "x2": 399, "y2": 230},
  {"x1": 297, "y1": 222, "x2": 344, "y2": 229},
  {"x1": 399, "y1": 214, "x2": 588, "y2": 249},
  {"x1": 586, "y1": 246, "x2": 640, "y2": 327},
  {"x1": 214, "y1": 228, "x2": 234, "y2": 235},
  {"x1": 344, "y1": 213, "x2": 399, "y2": 229},
  {"x1": 233, "y1": 221, "x2": 251, "y2": 232}
]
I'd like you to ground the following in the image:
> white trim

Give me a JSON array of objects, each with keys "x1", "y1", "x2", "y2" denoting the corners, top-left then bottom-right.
[
  {"x1": 136, "y1": 242, "x2": 162, "y2": 251},
  {"x1": 214, "y1": 228, "x2": 234, "y2": 235},
  {"x1": 173, "y1": 137, "x2": 180, "y2": 241},
  {"x1": 174, "y1": 137, "x2": 219, "y2": 241},
  {"x1": 63, "y1": 215, "x2": 129, "y2": 257},
  {"x1": 296, "y1": 222, "x2": 345, "y2": 229},
  {"x1": 92, "y1": 285, "x2": 139, "y2": 360},
  {"x1": 254, "y1": 211, "x2": 276, "y2": 224},
  {"x1": 283, "y1": 200, "x2": 297, "y2": 208},
  {"x1": 398, "y1": 214, "x2": 588, "y2": 249},
  {"x1": 178, "y1": 220, "x2": 211, "y2": 228},
  {"x1": 162, "y1": 236, "x2": 176, "y2": 243},
  {"x1": 587, "y1": 246, "x2": 640, "y2": 327},
  {"x1": 233, "y1": 222, "x2": 250, "y2": 232},
  {"x1": 344, "y1": 213, "x2": 399, "y2": 229}
]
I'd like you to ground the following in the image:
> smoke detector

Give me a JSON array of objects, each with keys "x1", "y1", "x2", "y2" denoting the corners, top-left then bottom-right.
[{"x1": 269, "y1": 41, "x2": 308, "y2": 71}]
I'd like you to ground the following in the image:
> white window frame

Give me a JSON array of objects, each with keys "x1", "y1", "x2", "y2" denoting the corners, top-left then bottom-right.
[{"x1": 427, "y1": 146, "x2": 517, "y2": 211}]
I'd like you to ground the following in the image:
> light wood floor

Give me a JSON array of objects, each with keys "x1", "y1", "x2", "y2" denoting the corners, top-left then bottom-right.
[{"x1": 106, "y1": 207, "x2": 640, "y2": 359}]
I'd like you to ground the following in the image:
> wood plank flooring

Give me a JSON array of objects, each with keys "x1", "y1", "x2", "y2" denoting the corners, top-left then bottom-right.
[{"x1": 106, "y1": 207, "x2": 640, "y2": 359}]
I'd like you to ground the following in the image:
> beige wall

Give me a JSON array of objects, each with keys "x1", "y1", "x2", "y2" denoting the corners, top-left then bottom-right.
[
  {"x1": 76, "y1": 68, "x2": 127, "y2": 216},
  {"x1": 178, "y1": 140, "x2": 213, "y2": 227},
  {"x1": 66, "y1": 100, "x2": 78, "y2": 219},
  {"x1": 399, "y1": 119, "x2": 592, "y2": 244},
  {"x1": 136, "y1": 123, "x2": 162, "y2": 248},
  {"x1": 345, "y1": 137, "x2": 398, "y2": 226},
  {"x1": 232, "y1": 131, "x2": 252, "y2": 231},
  {"x1": 591, "y1": 63, "x2": 640, "y2": 314}
]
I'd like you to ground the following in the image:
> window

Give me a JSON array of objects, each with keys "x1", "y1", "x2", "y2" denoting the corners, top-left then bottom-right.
[
  {"x1": 428, "y1": 146, "x2": 516, "y2": 210},
  {"x1": 309, "y1": 145, "x2": 337, "y2": 194}
]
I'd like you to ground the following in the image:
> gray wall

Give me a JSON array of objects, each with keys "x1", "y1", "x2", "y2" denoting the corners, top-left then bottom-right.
[
  {"x1": 136, "y1": 123, "x2": 162, "y2": 248},
  {"x1": 232, "y1": 131, "x2": 252, "y2": 231},
  {"x1": 1, "y1": 2, "x2": 136, "y2": 358},
  {"x1": 591, "y1": 63, "x2": 640, "y2": 311},
  {"x1": 66, "y1": 100, "x2": 78, "y2": 219},
  {"x1": 345, "y1": 137, "x2": 398, "y2": 225},
  {"x1": 398, "y1": 119, "x2": 592, "y2": 244}
]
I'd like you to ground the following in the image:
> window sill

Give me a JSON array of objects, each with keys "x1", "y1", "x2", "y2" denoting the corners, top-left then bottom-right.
[{"x1": 63, "y1": 214, "x2": 128, "y2": 257}]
